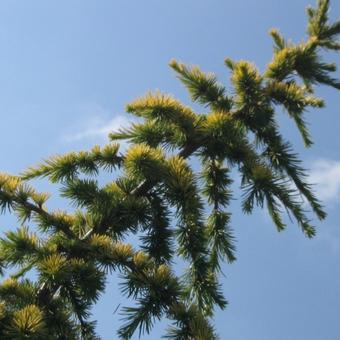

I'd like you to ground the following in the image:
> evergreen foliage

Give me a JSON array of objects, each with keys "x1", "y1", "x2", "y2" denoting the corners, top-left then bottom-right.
[{"x1": 0, "y1": 1, "x2": 339, "y2": 338}]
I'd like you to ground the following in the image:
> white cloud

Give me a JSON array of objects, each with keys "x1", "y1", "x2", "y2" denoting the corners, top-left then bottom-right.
[
  {"x1": 308, "y1": 159, "x2": 340, "y2": 203},
  {"x1": 61, "y1": 103, "x2": 136, "y2": 146},
  {"x1": 62, "y1": 115, "x2": 131, "y2": 143}
]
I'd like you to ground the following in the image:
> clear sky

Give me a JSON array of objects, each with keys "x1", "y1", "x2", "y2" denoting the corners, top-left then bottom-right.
[{"x1": 0, "y1": 1, "x2": 339, "y2": 339}]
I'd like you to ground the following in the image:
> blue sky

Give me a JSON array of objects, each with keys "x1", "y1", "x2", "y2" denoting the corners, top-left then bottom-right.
[{"x1": 0, "y1": 1, "x2": 340, "y2": 339}]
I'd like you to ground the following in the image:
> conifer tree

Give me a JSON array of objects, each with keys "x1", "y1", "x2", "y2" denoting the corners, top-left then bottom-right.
[{"x1": 0, "y1": 0, "x2": 339, "y2": 338}]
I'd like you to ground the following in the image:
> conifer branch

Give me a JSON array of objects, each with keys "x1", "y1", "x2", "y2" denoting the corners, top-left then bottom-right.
[{"x1": 0, "y1": 1, "x2": 339, "y2": 338}]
